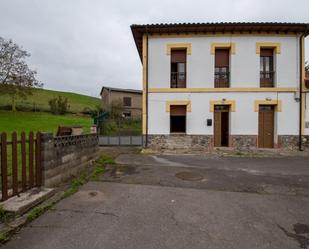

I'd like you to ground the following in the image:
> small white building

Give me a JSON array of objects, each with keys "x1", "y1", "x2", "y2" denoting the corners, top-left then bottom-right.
[{"x1": 131, "y1": 22, "x2": 309, "y2": 150}]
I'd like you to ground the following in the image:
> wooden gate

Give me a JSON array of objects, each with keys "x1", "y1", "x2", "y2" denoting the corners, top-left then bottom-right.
[
  {"x1": 258, "y1": 105, "x2": 275, "y2": 148},
  {"x1": 0, "y1": 132, "x2": 42, "y2": 201}
]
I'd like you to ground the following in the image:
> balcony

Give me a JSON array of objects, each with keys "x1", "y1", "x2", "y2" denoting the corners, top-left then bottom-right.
[
  {"x1": 171, "y1": 72, "x2": 186, "y2": 88},
  {"x1": 215, "y1": 71, "x2": 230, "y2": 88},
  {"x1": 260, "y1": 71, "x2": 275, "y2": 87}
]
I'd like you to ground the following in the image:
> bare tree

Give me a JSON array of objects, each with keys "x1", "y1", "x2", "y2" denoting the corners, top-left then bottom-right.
[{"x1": 0, "y1": 37, "x2": 42, "y2": 111}]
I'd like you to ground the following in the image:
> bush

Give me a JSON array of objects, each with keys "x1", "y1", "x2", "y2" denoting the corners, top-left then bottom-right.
[{"x1": 48, "y1": 96, "x2": 70, "y2": 115}]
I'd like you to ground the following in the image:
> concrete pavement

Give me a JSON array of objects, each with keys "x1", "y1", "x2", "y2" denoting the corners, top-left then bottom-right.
[
  {"x1": 3, "y1": 182, "x2": 309, "y2": 249},
  {"x1": 2, "y1": 153, "x2": 309, "y2": 249}
]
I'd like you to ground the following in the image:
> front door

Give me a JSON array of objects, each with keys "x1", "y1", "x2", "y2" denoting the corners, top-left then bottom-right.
[
  {"x1": 258, "y1": 105, "x2": 275, "y2": 148},
  {"x1": 214, "y1": 105, "x2": 229, "y2": 147}
]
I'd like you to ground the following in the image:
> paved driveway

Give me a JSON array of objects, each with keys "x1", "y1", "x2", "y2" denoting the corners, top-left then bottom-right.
[{"x1": 3, "y1": 153, "x2": 309, "y2": 249}]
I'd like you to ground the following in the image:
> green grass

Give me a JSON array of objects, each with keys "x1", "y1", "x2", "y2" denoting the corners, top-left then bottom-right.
[
  {"x1": 0, "y1": 111, "x2": 93, "y2": 134},
  {"x1": 101, "y1": 119, "x2": 142, "y2": 135},
  {"x1": 0, "y1": 111, "x2": 94, "y2": 177},
  {"x1": 0, "y1": 88, "x2": 100, "y2": 113}
]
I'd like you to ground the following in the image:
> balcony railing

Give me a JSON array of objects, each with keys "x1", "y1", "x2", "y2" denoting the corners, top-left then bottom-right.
[
  {"x1": 171, "y1": 72, "x2": 186, "y2": 88},
  {"x1": 215, "y1": 71, "x2": 230, "y2": 88},
  {"x1": 260, "y1": 71, "x2": 275, "y2": 87}
]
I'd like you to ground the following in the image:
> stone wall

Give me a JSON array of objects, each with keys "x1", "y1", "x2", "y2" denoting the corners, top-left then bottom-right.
[
  {"x1": 147, "y1": 135, "x2": 213, "y2": 150},
  {"x1": 277, "y1": 135, "x2": 299, "y2": 150},
  {"x1": 230, "y1": 135, "x2": 257, "y2": 151},
  {"x1": 147, "y1": 134, "x2": 307, "y2": 151},
  {"x1": 40, "y1": 133, "x2": 98, "y2": 187}
]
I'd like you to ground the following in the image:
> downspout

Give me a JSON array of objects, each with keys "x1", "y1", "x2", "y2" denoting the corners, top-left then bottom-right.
[
  {"x1": 145, "y1": 28, "x2": 149, "y2": 147},
  {"x1": 299, "y1": 34, "x2": 305, "y2": 151}
]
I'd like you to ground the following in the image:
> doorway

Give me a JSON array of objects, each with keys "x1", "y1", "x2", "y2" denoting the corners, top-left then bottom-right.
[
  {"x1": 214, "y1": 105, "x2": 230, "y2": 147},
  {"x1": 258, "y1": 105, "x2": 275, "y2": 148}
]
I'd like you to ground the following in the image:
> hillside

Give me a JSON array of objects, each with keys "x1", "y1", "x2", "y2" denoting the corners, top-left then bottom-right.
[
  {"x1": 0, "y1": 88, "x2": 101, "y2": 113},
  {"x1": 0, "y1": 111, "x2": 93, "y2": 134}
]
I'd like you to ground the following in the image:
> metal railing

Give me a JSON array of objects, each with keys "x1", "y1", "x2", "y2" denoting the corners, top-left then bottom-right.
[
  {"x1": 215, "y1": 71, "x2": 230, "y2": 88},
  {"x1": 171, "y1": 72, "x2": 186, "y2": 88},
  {"x1": 260, "y1": 71, "x2": 275, "y2": 87}
]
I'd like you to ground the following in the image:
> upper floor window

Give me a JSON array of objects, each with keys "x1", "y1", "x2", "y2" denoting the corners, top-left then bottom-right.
[
  {"x1": 215, "y1": 49, "x2": 230, "y2": 88},
  {"x1": 260, "y1": 48, "x2": 275, "y2": 87},
  {"x1": 123, "y1": 97, "x2": 132, "y2": 107},
  {"x1": 171, "y1": 49, "x2": 186, "y2": 88}
]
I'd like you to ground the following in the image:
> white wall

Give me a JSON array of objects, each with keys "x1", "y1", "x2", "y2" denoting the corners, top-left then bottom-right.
[
  {"x1": 305, "y1": 93, "x2": 309, "y2": 135},
  {"x1": 148, "y1": 35, "x2": 299, "y2": 89},
  {"x1": 148, "y1": 92, "x2": 299, "y2": 135}
]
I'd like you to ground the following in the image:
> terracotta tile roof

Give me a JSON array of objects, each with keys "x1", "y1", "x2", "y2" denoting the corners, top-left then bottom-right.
[{"x1": 131, "y1": 22, "x2": 309, "y2": 61}]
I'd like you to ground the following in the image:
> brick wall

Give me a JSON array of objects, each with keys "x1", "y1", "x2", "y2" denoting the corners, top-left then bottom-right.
[{"x1": 40, "y1": 133, "x2": 98, "y2": 187}]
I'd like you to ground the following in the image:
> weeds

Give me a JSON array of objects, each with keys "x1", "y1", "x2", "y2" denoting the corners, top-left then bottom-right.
[
  {"x1": 0, "y1": 231, "x2": 9, "y2": 242},
  {"x1": 0, "y1": 207, "x2": 10, "y2": 223}
]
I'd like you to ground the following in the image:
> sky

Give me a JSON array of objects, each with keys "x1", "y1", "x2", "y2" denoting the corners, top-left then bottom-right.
[{"x1": 0, "y1": 0, "x2": 308, "y2": 97}]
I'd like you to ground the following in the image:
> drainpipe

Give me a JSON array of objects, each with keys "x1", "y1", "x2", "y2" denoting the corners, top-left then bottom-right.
[
  {"x1": 299, "y1": 33, "x2": 305, "y2": 151},
  {"x1": 145, "y1": 27, "x2": 149, "y2": 147}
]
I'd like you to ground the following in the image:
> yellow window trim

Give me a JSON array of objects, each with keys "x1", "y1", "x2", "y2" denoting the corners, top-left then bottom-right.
[
  {"x1": 254, "y1": 100, "x2": 282, "y2": 112},
  {"x1": 165, "y1": 100, "x2": 192, "y2": 112},
  {"x1": 209, "y1": 100, "x2": 236, "y2": 112},
  {"x1": 166, "y1": 43, "x2": 192, "y2": 55},
  {"x1": 148, "y1": 87, "x2": 297, "y2": 93},
  {"x1": 256, "y1": 42, "x2": 281, "y2": 54},
  {"x1": 211, "y1": 43, "x2": 235, "y2": 54}
]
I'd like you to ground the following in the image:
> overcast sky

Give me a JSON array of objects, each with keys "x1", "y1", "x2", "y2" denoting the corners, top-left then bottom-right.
[{"x1": 0, "y1": 0, "x2": 308, "y2": 97}]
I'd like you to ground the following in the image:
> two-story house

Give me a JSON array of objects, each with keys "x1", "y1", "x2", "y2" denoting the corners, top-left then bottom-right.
[
  {"x1": 100, "y1": 86, "x2": 142, "y2": 119},
  {"x1": 131, "y1": 22, "x2": 309, "y2": 150}
]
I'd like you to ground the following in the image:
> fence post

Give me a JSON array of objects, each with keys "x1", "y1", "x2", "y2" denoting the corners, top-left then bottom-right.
[
  {"x1": 35, "y1": 132, "x2": 42, "y2": 187},
  {"x1": 29, "y1": 132, "x2": 34, "y2": 188},
  {"x1": 1, "y1": 133, "x2": 8, "y2": 201},
  {"x1": 21, "y1": 132, "x2": 27, "y2": 192},
  {"x1": 12, "y1": 132, "x2": 18, "y2": 195}
]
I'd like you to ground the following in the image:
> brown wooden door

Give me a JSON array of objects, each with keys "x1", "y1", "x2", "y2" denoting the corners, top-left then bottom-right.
[
  {"x1": 258, "y1": 105, "x2": 274, "y2": 148},
  {"x1": 214, "y1": 111, "x2": 221, "y2": 147},
  {"x1": 214, "y1": 105, "x2": 229, "y2": 147}
]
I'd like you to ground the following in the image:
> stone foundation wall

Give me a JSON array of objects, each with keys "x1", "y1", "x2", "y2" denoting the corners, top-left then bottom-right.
[
  {"x1": 230, "y1": 135, "x2": 257, "y2": 150},
  {"x1": 147, "y1": 135, "x2": 213, "y2": 150},
  {"x1": 303, "y1": 136, "x2": 309, "y2": 149},
  {"x1": 40, "y1": 133, "x2": 99, "y2": 187},
  {"x1": 147, "y1": 134, "x2": 306, "y2": 151},
  {"x1": 277, "y1": 135, "x2": 299, "y2": 150}
]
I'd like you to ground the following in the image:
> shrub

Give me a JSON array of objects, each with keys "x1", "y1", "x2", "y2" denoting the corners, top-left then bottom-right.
[{"x1": 48, "y1": 96, "x2": 70, "y2": 115}]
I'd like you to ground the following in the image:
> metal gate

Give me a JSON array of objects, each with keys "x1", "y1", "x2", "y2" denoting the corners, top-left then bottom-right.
[{"x1": 99, "y1": 135, "x2": 143, "y2": 146}]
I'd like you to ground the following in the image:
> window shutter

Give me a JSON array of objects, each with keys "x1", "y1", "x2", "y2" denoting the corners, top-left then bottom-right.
[
  {"x1": 171, "y1": 50, "x2": 186, "y2": 63},
  {"x1": 170, "y1": 105, "x2": 186, "y2": 116},
  {"x1": 260, "y1": 49, "x2": 273, "y2": 56},
  {"x1": 215, "y1": 49, "x2": 229, "y2": 67}
]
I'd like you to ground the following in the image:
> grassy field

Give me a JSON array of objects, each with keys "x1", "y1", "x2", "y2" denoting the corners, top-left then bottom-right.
[
  {"x1": 0, "y1": 111, "x2": 93, "y2": 135},
  {"x1": 0, "y1": 88, "x2": 100, "y2": 113}
]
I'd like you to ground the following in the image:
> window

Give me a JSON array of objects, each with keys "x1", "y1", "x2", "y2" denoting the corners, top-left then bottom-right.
[
  {"x1": 123, "y1": 97, "x2": 132, "y2": 107},
  {"x1": 171, "y1": 49, "x2": 186, "y2": 88},
  {"x1": 122, "y1": 111, "x2": 131, "y2": 118},
  {"x1": 260, "y1": 49, "x2": 274, "y2": 87},
  {"x1": 215, "y1": 49, "x2": 230, "y2": 88},
  {"x1": 170, "y1": 105, "x2": 186, "y2": 133}
]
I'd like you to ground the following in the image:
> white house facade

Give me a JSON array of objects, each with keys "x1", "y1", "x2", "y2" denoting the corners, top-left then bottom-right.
[{"x1": 131, "y1": 23, "x2": 309, "y2": 150}]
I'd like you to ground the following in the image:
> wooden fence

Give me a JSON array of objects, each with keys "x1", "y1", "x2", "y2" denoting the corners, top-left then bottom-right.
[{"x1": 0, "y1": 132, "x2": 42, "y2": 201}]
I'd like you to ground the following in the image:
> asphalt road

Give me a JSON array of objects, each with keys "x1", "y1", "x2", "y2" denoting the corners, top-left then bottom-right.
[{"x1": 3, "y1": 154, "x2": 309, "y2": 249}]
